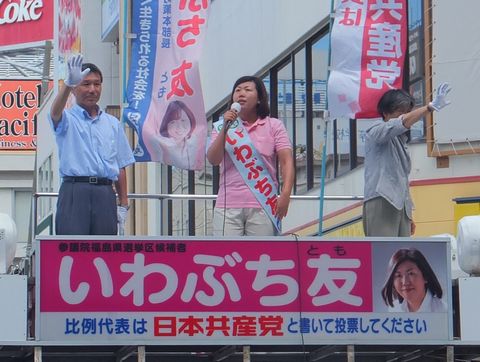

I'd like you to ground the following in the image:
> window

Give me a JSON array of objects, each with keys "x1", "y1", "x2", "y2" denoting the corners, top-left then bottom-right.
[
  {"x1": 293, "y1": 48, "x2": 308, "y2": 194},
  {"x1": 311, "y1": 33, "x2": 330, "y2": 186},
  {"x1": 408, "y1": 0, "x2": 426, "y2": 141},
  {"x1": 277, "y1": 59, "x2": 295, "y2": 190},
  {"x1": 38, "y1": 156, "x2": 53, "y2": 221},
  {"x1": 169, "y1": 168, "x2": 191, "y2": 236},
  {"x1": 14, "y1": 190, "x2": 31, "y2": 243},
  {"x1": 357, "y1": 119, "x2": 378, "y2": 165},
  {"x1": 334, "y1": 117, "x2": 352, "y2": 177}
]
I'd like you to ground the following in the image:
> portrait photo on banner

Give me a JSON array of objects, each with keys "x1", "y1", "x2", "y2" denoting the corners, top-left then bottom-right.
[
  {"x1": 142, "y1": 97, "x2": 206, "y2": 170},
  {"x1": 372, "y1": 242, "x2": 449, "y2": 313}
]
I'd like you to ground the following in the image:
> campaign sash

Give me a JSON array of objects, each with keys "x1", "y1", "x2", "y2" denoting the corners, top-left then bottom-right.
[{"x1": 214, "y1": 119, "x2": 281, "y2": 232}]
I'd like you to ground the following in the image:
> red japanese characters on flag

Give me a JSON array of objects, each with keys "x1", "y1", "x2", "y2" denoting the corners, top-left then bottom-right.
[{"x1": 328, "y1": 0, "x2": 407, "y2": 119}]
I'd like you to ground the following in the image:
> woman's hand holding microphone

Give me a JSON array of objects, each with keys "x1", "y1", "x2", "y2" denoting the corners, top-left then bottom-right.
[{"x1": 223, "y1": 102, "x2": 241, "y2": 133}]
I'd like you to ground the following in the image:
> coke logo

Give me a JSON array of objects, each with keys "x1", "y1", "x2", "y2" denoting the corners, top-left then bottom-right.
[{"x1": 0, "y1": 0, "x2": 43, "y2": 25}]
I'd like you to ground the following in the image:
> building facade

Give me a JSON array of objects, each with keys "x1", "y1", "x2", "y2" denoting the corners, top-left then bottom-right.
[{"x1": 28, "y1": 0, "x2": 480, "y2": 241}]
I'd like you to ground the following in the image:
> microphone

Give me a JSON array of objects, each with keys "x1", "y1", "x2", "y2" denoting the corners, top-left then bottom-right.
[
  {"x1": 225, "y1": 102, "x2": 241, "y2": 132},
  {"x1": 230, "y1": 102, "x2": 241, "y2": 113}
]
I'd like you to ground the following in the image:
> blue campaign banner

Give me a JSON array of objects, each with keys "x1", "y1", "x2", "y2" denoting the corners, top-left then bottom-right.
[
  {"x1": 122, "y1": 1, "x2": 210, "y2": 169},
  {"x1": 123, "y1": 1, "x2": 158, "y2": 162}
]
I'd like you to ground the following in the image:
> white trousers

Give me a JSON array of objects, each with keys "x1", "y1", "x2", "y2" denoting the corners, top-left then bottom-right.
[{"x1": 213, "y1": 208, "x2": 276, "y2": 236}]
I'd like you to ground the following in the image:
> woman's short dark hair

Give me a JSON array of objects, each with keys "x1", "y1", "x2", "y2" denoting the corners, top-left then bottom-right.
[
  {"x1": 229, "y1": 76, "x2": 270, "y2": 119},
  {"x1": 381, "y1": 248, "x2": 443, "y2": 308},
  {"x1": 377, "y1": 89, "x2": 415, "y2": 119},
  {"x1": 82, "y1": 62, "x2": 103, "y2": 83},
  {"x1": 159, "y1": 100, "x2": 196, "y2": 138}
]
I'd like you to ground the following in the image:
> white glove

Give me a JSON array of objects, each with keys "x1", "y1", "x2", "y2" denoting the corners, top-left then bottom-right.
[
  {"x1": 64, "y1": 54, "x2": 91, "y2": 87},
  {"x1": 429, "y1": 82, "x2": 452, "y2": 111},
  {"x1": 117, "y1": 205, "x2": 129, "y2": 235}
]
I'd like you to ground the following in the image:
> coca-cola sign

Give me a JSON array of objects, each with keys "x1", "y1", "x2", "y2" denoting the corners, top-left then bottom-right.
[{"x1": 0, "y1": 0, "x2": 53, "y2": 48}]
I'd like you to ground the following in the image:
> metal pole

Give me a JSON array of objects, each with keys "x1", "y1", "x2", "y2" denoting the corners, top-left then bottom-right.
[
  {"x1": 347, "y1": 345, "x2": 355, "y2": 362},
  {"x1": 32, "y1": 192, "x2": 363, "y2": 238},
  {"x1": 242, "y1": 345, "x2": 251, "y2": 362},
  {"x1": 160, "y1": 198, "x2": 164, "y2": 235},
  {"x1": 318, "y1": 0, "x2": 336, "y2": 235},
  {"x1": 137, "y1": 346, "x2": 146, "y2": 362},
  {"x1": 33, "y1": 192, "x2": 363, "y2": 202},
  {"x1": 28, "y1": 195, "x2": 38, "y2": 257},
  {"x1": 446, "y1": 345, "x2": 454, "y2": 362},
  {"x1": 318, "y1": 117, "x2": 329, "y2": 236},
  {"x1": 40, "y1": 40, "x2": 52, "y2": 105},
  {"x1": 34, "y1": 346, "x2": 42, "y2": 362},
  {"x1": 121, "y1": 0, "x2": 129, "y2": 105}
]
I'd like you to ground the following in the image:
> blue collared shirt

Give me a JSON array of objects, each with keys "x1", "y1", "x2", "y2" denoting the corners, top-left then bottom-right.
[
  {"x1": 48, "y1": 104, "x2": 135, "y2": 181},
  {"x1": 363, "y1": 117, "x2": 414, "y2": 218}
]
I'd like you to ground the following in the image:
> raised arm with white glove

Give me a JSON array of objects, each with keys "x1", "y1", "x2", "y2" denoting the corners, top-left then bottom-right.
[
  {"x1": 64, "y1": 54, "x2": 91, "y2": 87},
  {"x1": 50, "y1": 54, "x2": 92, "y2": 125},
  {"x1": 429, "y1": 82, "x2": 452, "y2": 111},
  {"x1": 401, "y1": 82, "x2": 453, "y2": 129}
]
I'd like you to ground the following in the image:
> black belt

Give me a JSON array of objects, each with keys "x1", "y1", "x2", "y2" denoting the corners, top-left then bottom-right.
[{"x1": 62, "y1": 176, "x2": 113, "y2": 185}]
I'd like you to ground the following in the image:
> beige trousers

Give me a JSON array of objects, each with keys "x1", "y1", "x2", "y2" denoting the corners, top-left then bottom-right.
[{"x1": 362, "y1": 197, "x2": 411, "y2": 237}]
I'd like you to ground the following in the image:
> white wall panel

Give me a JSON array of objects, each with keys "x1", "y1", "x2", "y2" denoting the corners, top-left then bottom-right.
[
  {"x1": 0, "y1": 276, "x2": 27, "y2": 341},
  {"x1": 200, "y1": 0, "x2": 331, "y2": 111},
  {"x1": 432, "y1": 0, "x2": 480, "y2": 144},
  {"x1": 81, "y1": 0, "x2": 120, "y2": 107}
]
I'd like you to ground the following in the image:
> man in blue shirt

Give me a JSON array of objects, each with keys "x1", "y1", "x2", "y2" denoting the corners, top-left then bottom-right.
[{"x1": 49, "y1": 54, "x2": 135, "y2": 235}]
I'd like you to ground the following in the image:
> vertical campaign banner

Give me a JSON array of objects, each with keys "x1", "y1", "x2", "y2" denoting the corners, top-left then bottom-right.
[
  {"x1": 328, "y1": 0, "x2": 407, "y2": 119},
  {"x1": 36, "y1": 237, "x2": 452, "y2": 344},
  {"x1": 123, "y1": 0, "x2": 210, "y2": 170},
  {"x1": 57, "y1": 0, "x2": 81, "y2": 102},
  {"x1": 58, "y1": 0, "x2": 81, "y2": 60}
]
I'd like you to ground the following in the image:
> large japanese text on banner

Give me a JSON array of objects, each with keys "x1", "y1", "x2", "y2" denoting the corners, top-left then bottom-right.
[
  {"x1": 37, "y1": 237, "x2": 452, "y2": 344},
  {"x1": 123, "y1": 0, "x2": 210, "y2": 169},
  {"x1": 328, "y1": 0, "x2": 407, "y2": 119}
]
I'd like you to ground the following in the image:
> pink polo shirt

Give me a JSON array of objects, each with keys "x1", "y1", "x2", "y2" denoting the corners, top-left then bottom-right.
[{"x1": 210, "y1": 116, "x2": 292, "y2": 208}]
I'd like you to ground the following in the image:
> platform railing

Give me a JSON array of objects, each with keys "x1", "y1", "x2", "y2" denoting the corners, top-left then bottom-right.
[{"x1": 30, "y1": 192, "x2": 364, "y2": 253}]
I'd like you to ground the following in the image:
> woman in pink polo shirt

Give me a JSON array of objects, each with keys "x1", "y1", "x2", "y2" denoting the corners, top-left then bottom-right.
[{"x1": 207, "y1": 76, "x2": 294, "y2": 236}]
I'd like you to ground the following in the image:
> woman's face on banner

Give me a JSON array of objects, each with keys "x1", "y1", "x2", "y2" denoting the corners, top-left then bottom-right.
[
  {"x1": 393, "y1": 260, "x2": 427, "y2": 306},
  {"x1": 167, "y1": 109, "x2": 191, "y2": 141}
]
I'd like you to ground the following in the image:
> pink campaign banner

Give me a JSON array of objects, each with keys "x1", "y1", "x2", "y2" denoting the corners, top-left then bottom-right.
[
  {"x1": 123, "y1": 0, "x2": 209, "y2": 169},
  {"x1": 36, "y1": 237, "x2": 451, "y2": 343},
  {"x1": 328, "y1": 0, "x2": 407, "y2": 119},
  {"x1": 40, "y1": 240, "x2": 372, "y2": 313}
]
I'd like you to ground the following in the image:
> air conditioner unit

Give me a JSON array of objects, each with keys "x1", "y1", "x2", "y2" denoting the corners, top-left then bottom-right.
[
  {"x1": 457, "y1": 215, "x2": 480, "y2": 276},
  {"x1": 0, "y1": 213, "x2": 17, "y2": 274}
]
